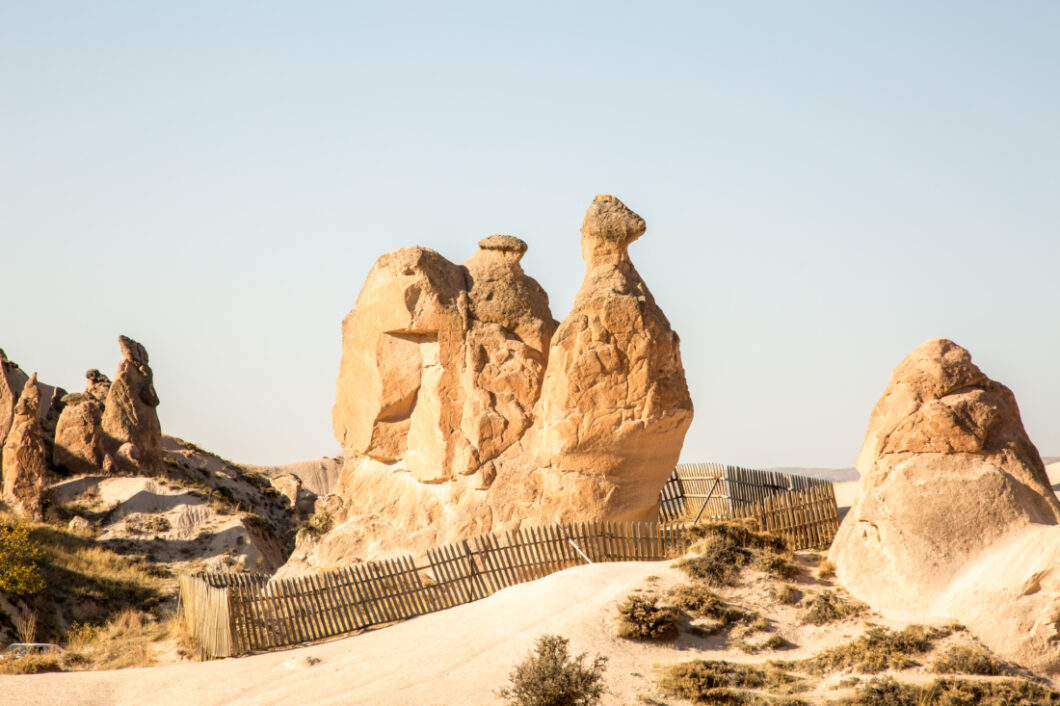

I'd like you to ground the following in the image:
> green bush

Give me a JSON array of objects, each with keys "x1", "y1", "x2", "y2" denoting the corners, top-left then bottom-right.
[
  {"x1": 499, "y1": 634, "x2": 608, "y2": 706},
  {"x1": 0, "y1": 516, "x2": 45, "y2": 595}
]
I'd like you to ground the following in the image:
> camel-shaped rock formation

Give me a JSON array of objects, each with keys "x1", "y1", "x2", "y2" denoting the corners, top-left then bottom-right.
[{"x1": 281, "y1": 195, "x2": 693, "y2": 573}]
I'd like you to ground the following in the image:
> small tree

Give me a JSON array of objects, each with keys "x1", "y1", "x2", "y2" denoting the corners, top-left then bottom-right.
[
  {"x1": 499, "y1": 634, "x2": 607, "y2": 706},
  {"x1": 0, "y1": 518, "x2": 46, "y2": 596}
]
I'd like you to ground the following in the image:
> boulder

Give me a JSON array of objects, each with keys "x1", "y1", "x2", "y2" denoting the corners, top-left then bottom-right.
[
  {"x1": 1, "y1": 374, "x2": 48, "y2": 520},
  {"x1": 54, "y1": 370, "x2": 113, "y2": 475},
  {"x1": 101, "y1": 335, "x2": 162, "y2": 474},
  {"x1": 830, "y1": 338, "x2": 1060, "y2": 672}
]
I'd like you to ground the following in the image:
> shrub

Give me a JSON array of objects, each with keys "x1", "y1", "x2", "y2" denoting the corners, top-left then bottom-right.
[
  {"x1": 0, "y1": 516, "x2": 46, "y2": 595},
  {"x1": 0, "y1": 655, "x2": 64, "y2": 675},
  {"x1": 659, "y1": 660, "x2": 800, "y2": 705},
  {"x1": 788, "y1": 625, "x2": 949, "y2": 675},
  {"x1": 676, "y1": 520, "x2": 788, "y2": 586},
  {"x1": 931, "y1": 645, "x2": 1003, "y2": 676},
  {"x1": 754, "y1": 553, "x2": 801, "y2": 581},
  {"x1": 668, "y1": 584, "x2": 756, "y2": 633},
  {"x1": 834, "y1": 676, "x2": 1060, "y2": 706},
  {"x1": 616, "y1": 594, "x2": 680, "y2": 641},
  {"x1": 816, "y1": 559, "x2": 836, "y2": 580},
  {"x1": 499, "y1": 634, "x2": 607, "y2": 706},
  {"x1": 771, "y1": 584, "x2": 801, "y2": 605},
  {"x1": 799, "y1": 590, "x2": 865, "y2": 626}
]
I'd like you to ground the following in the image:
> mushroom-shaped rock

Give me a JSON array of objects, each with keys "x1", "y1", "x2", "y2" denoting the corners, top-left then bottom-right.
[
  {"x1": 102, "y1": 335, "x2": 162, "y2": 474},
  {"x1": 1, "y1": 374, "x2": 47, "y2": 520}
]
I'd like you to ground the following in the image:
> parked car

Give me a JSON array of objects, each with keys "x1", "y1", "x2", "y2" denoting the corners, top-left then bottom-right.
[{"x1": 1, "y1": 643, "x2": 65, "y2": 659}]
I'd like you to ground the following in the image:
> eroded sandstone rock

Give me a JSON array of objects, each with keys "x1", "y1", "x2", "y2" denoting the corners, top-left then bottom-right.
[
  {"x1": 0, "y1": 349, "x2": 30, "y2": 446},
  {"x1": 1, "y1": 374, "x2": 48, "y2": 520},
  {"x1": 280, "y1": 195, "x2": 692, "y2": 573},
  {"x1": 102, "y1": 336, "x2": 162, "y2": 474},
  {"x1": 489, "y1": 195, "x2": 694, "y2": 524},
  {"x1": 830, "y1": 338, "x2": 1060, "y2": 672}
]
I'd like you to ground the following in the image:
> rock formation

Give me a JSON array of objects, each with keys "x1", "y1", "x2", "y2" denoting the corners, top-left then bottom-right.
[
  {"x1": 101, "y1": 336, "x2": 162, "y2": 474},
  {"x1": 281, "y1": 195, "x2": 693, "y2": 573},
  {"x1": 53, "y1": 370, "x2": 112, "y2": 475},
  {"x1": 1, "y1": 374, "x2": 48, "y2": 520},
  {"x1": 830, "y1": 337, "x2": 1060, "y2": 673},
  {"x1": 0, "y1": 349, "x2": 30, "y2": 446},
  {"x1": 488, "y1": 195, "x2": 694, "y2": 524}
]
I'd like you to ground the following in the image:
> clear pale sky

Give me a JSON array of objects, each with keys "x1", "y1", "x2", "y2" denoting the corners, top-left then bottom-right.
[{"x1": 2, "y1": 2, "x2": 1058, "y2": 468}]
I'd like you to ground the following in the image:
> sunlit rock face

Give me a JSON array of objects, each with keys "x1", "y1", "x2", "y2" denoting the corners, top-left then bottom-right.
[
  {"x1": 2, "y1": 374, "x2": 47, "y2": 520},
  {"x1": 281, "y1": 195, "x2": 692, "y2": 574},
  {"x1": 830, "y1": 337, "x2": 1060, "y2": 674},
  {"x1": 101, "y1": 335, "x2": 163, "y2": 475}
]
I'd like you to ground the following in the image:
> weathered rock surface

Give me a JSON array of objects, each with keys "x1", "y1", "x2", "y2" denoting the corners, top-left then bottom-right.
[
  {"x1": 283, "y1": 195, "x2": 693, "y2": 572},
  {"x1": 830, "y1": 338, "x2": 1060, "y2": 673},
  {"x1": 331, "y1": 237, "x2": 556, "y2": 486},
  {"x1": 102, "y1": 336, "x2": 162, "y2": 474},
  {"x1": 0, "y1": 349, "x2": 30, "y2": 446},
  {"x1": 54, "y1": 393, "x2": 105, "y2": 475},
  {"x1": 1, "y1": 374, "x2": 48, "y2": 520},
  {"x1": 489, "y1": 195, "x2": 694, "y2": 525}
]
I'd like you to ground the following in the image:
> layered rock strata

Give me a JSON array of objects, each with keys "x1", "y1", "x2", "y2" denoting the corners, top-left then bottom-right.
[
  {"x1": 283, "y1": 195, "x2": 693, "y2": 573},
  {"x1": 830, "y1": 338, "x2": 1060, "y2": 673},
  {"x1": 102, "y1": 336, "x2": 162, "y2": 474},
  {"x1": 1, "y1": 374, "x2": 48, "y2": 520}
]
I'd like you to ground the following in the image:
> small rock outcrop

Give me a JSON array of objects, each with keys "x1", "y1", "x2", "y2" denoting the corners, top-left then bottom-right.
[
  {"x1": 101, "y1": 336, "x2": 162, "y2": 474},
  {"x1": 830, "y1": 338, "x2": 1060, "y2": 673},
  {"x1": 1, "y1": 374, "x2": 48, "y2": 520},
  {"x1": 53, "y1": 370, "x2": 112, "y2": 475},
  {"x1": 282, "y1": 195, "x2": 693, "y2": 572}
]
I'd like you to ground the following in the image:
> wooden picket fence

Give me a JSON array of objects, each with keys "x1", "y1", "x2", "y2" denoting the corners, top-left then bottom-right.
[
  {"x1": 659, "y1": 463, "x2": 833, "y2": 524},
  {"x1": 182, "y1": 467, "x2": 840, "y2": 659}
]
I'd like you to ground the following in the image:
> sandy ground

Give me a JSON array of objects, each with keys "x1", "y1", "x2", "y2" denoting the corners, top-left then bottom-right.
[{"x1": 1, "y1": 555, "x2": 924, "y2": 706}]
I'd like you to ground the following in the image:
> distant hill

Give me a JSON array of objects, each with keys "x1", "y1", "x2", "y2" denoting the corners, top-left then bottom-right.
[{"x1": 766, "y1": 466, "x2": 859, "y2": 483}]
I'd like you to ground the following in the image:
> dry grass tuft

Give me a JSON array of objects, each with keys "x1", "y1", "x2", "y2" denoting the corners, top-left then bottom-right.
[
  {"x1": 770, "y1": 584, "x2": 802, "y2": 605},
  {"x1": 658, "y1": 660, "x2": 803, "y2": 705},
  {"x1": 616, "y1": 594, "x2": 680, "y2": 641},
  {"x1": 799, "y1": 590, "x2": 866, "y2": 626},
  {"x1": 64, "y1": 609, "x2": 189, "y2": 670},
  {"x1": 786, "y1": 625, "x2": 951, "y2": 676},
  {"x1": 0, "y1": 655, "x2": 64, "y2": 675},
  {"x1": 931, "y1": 645, "x2": 1004, "y2": 676},
  {"x1": 676, "y1": 520, "x2": 788, "y2": 587},
  {"x1": 667, "y1": 584, "x2": 758, "y2": 635},
  {"x1": 832, "y1": 675, "x2": 1060, "y2": 705}
]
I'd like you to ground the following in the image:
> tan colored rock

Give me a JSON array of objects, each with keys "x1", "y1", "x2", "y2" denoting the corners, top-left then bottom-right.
[
  {"x1": 282, "y1": 195, "x2": 693, "y2": 572},
  {"x1": 1, "y1": 374, "x2": 47, "y2": 520},
  {"x1": 102, "y1": 335, "x2": 162, "y2": 474},
  {"x1": 54, "y1": 393, "x2": 104, "y2": 475},
  {"x1": 85, "y1": 369, "x2": 111, "y2": 403},
  {"x1": 331, "y1": 240, "x2": 557, "y2": 486},
  {"x1": 0, "y1": 349, "x2": 29, "y2": 446},
  {"x1": 830, "y1": 338, "x2": 1060, "y2": 672},
  {"x1": 489, "y1": 195, "x2": 694, "y2": 524}
]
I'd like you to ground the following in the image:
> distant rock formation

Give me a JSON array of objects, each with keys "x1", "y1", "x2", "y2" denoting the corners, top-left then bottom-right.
[
  {"x1": 0, "y1": 349, "x2": 30, "y2": 446},
  {"x1": 282, "y1": 195, "x2": 693, "y2": 573},
  {"x1": 102, "y1": 336, "x2": 162, "y2": 474},
  {"x1": 830, "y1": 338, "x2": 1060, "y2": 673},
  {"x1": 53, "y1": 370, "x2": 112, "y2": 475},
  {"x1": 1, "y1": 374, "x2": 48, "y2": 520}
]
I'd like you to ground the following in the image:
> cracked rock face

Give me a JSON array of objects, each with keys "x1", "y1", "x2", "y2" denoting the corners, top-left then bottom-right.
[
  {"x1": 830, "y1": 338, "x2": 1060, "y2": 614},
  {"x1": 1, "y1": 374, "x2": 47, "y2": 520},
  {"x1": 0, "y1": 349, "x2": 30, "y2": 447},
  {"x1": 102, "y1": 335, "x2": 162, "y2": 475}
]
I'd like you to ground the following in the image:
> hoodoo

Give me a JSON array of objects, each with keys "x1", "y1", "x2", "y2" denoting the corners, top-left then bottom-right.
[{"x1": 1, "y1": 373, "x2": 48, "y2": 520}]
